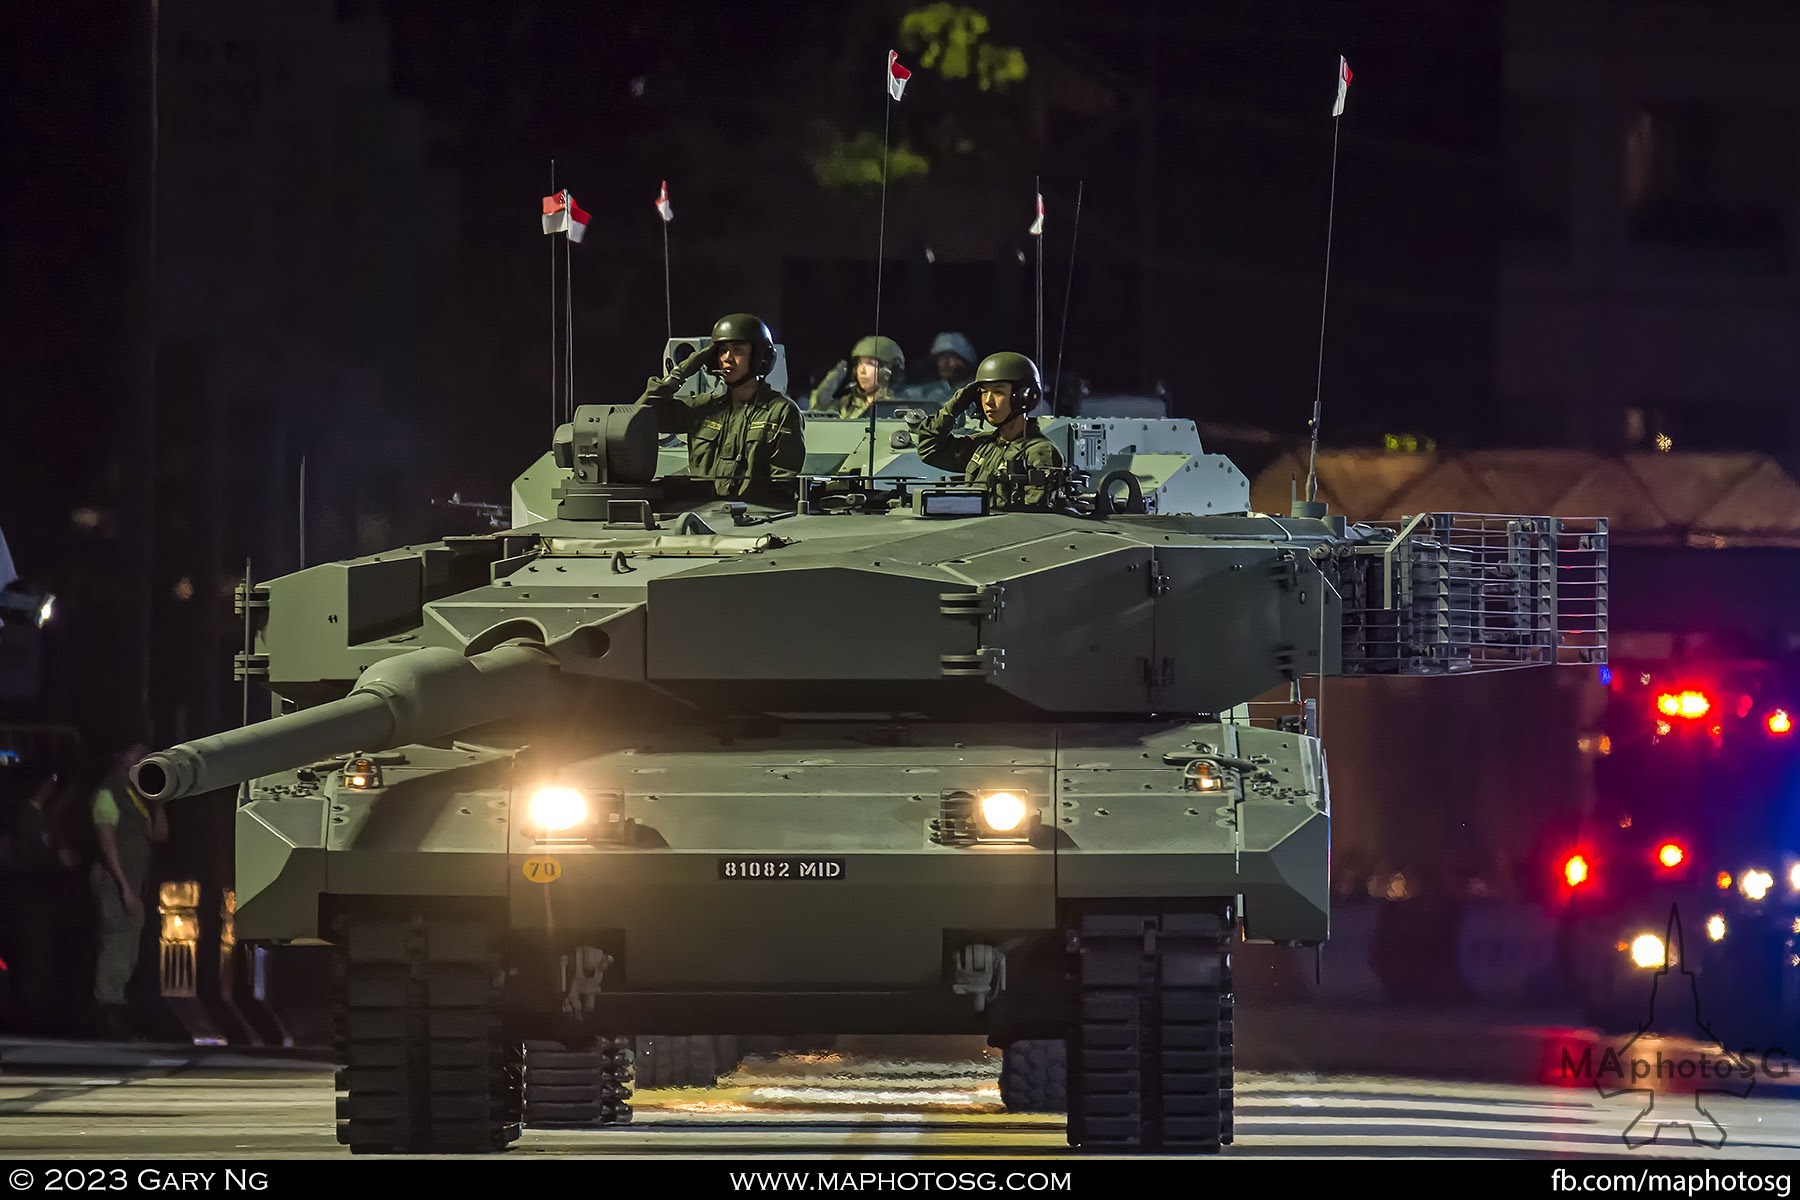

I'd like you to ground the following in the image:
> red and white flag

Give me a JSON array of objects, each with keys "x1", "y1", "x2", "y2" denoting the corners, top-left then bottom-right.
[
  {"x1": 1332, "y1": 56, "x2": 1352, "y2": 117},
  {"x1": 542, "y1": 189, "x2": 590, "y2": 242},
  {"x1": 656, "y1": 180, "x2": 673, "y2": 223},
  {"x1": 887, "y1": 50, "x2": 911, "y2": 101},
  {"x1": 1028, "y1": 192, "x2": 1044, "y2": 237}
]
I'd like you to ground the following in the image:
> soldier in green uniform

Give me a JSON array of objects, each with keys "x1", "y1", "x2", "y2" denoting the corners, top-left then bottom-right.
[
  {"x1": 638, "y1": 312, "x2": 805, "y2": 508},
  {"x1": 808, "y1": 335, "x2": 905, "y2": 420},
  {"x1": 917, "y1": 351, "x2": 1066, "y2": 511},
  {"x1": 88, "y1": 742, "x2": 165, "y2": 1039},
  {"x1": 900, "y1": 331, "x2": 978, "y2": 407}
]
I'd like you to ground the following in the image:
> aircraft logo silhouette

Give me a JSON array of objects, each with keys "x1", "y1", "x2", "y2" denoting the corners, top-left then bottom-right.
[{"x1": 1594, "y1": 904, "x2": 1757, "y2": 1148}]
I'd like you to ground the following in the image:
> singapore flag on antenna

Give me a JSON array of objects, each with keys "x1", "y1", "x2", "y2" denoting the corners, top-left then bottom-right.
[
  {"x1": 542, "y1": 189, "x2": 589, "y2": 242},
  {"x1": 888, "y1": 50, "x2": 911, "y2": 101},
  {"x1": 656, "y1": 180, "x2": 673, "y2": 223},
  {"x1": 1332, "y1": 56, "x2": 1352, "y2": 117}
]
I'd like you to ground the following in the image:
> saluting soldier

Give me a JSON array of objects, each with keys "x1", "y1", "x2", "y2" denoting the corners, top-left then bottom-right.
[
  {"x1": 637, "y1": 312, "x2": 805, "y2": 508},
  {"x1": 808, "y1": 335, "x2": 906, "y2": 420},
  {"x1": 916, "y1": 351, "x2": 1065, "y2": 511}
]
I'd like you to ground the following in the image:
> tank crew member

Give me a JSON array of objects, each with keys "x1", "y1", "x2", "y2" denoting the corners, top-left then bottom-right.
[
  {"x1": 638, "y1": 312, "x2": 804, "y2": 508},
  {"x1": 808, "y1": 335, "x2": 905, "y2": 420},
  {"x1": 916, "y1": 351, "x2": 1065, "y2": 511},
  {"x1": 900, "y1": 331, "x2": 978, "y2": 407}
]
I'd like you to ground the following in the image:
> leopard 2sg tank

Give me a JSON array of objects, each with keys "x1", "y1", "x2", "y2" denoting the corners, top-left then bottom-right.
[{"x1": 133, "y1": 401, "x2": 1608, "y2": 1154}]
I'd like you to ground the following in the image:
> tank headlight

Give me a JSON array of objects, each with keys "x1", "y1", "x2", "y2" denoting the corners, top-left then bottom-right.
[
  {"x1": 932, "y1": 789, "x2": 1038, "y2": 846},
  {"x1": 343, "y1": 757, "x2": 382, "y2": 790},
  {"x1": 36, "y1": 594, "x2": 54, "y2": 628},
  {"x1": 1707, "y1": 914, "x2": 1727, "y2": 942},
  {"x1": 1628, "y1": 933, "x2": 1667, "y2": 970},
  {"x1": 978, "y1": 791, "x2": 1029, "y2": 834},
  {"x1": 1741, "y1": 869, "x2": 1774, "y2": 902},
  {"x1": 1788, "y1": 863, "x2": 1800, "y2": 894},
  {"x1": 528, "y1": 786, "x2": 589, "y2": 833},
  {"x1": 1186, "y1": 761, "x2": 1223, "y2": 791}
]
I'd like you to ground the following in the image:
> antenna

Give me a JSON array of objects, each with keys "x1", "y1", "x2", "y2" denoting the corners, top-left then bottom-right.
[
  {"x1": 548, "y1": 158, "x2": 558, "y2": 437},
  {"x1": 1304, "y1": 56, "x2": 1352, "y2": 506},
  {"x1": 1034, "y1": 177, "x2": 1045, "y2": 371},
  {"x1": 867, "y1": 378, "x2": 879, "y2": 483},
  {"x1": 658, "y1": 181, "x2": 673, "y2": 344},
  {"x1": 869, "y1": 50, "x2": 912, "y2": 484},
  {"x1": 1302, "y1": 58, "x2": 1354, "y2": 750},
  {"x1": 1051, "y1": 180, "x2": 1084, "y2": 415},
  {"x1": 298, "y1": 454, "x2": 307, "y2": 568},
  {"x1": 874, "y1": 81, "x2": 894, "y2": 338},
  {"x1": 564, "y1": 221, "x2": 574, "y2": 424}
]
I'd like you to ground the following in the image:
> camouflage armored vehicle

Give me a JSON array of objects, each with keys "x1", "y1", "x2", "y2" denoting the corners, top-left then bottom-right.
[{"x1": 134, "y1": 400, "x2": 1607, "y2": 1155}]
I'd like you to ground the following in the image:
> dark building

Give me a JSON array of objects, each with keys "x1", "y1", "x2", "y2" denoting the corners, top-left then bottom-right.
[{"x1": 1500, "y1": 0, "x2": 1800, "y2": 463}]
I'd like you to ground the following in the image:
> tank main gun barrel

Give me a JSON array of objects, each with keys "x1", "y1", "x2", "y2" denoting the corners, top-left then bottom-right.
[{"x1": 132, "y1": 643, "x2": 564, "y2": 803}]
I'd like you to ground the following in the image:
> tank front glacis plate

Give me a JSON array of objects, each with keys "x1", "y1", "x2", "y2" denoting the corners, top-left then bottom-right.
[
  {"x1": 509, "y1": 730, "x2": 1059, "y2": 990},
  {"x1": 233, "y1": 743, "x2": 519, "y2": 942},
  {"x1": 1052, "y1": 722, "x2": 1328, "y2": 942},
  {"x1": 501, "y1": 721, "x2": 1329, "y2": 991}
]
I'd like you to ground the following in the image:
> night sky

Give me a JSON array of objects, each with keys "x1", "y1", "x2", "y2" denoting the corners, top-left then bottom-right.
[{"x1": 0, "y1": 0, "x2": 1500, "y2": 751}]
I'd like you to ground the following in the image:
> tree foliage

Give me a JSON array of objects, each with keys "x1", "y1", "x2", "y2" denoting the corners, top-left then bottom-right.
[
  {"x1": 899, "y1": 3, "x2": 1028, "y2": 93},
  {"x1": 811, "y1": 128, "x2": 930, "y2": 189},
  {"x1": 808, "y1": 3, "x2": 1032, "y2": 190}
]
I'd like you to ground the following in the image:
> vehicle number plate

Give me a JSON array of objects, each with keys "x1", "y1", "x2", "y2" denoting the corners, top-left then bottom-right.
[{"x1": 719, "y1": 857, "x2": 846, "y2": 881}]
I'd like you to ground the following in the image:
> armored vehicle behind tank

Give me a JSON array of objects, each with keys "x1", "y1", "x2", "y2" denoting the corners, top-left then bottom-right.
[{"x1": 136, "y1": 397, "x2": 1607, "y2": 1154}]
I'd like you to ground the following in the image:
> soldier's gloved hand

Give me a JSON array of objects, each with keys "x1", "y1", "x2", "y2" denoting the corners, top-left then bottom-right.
[
  {"x1": 949, "y1": 382, "x2": 980, "y2": 416},
  {"x1": 670, "y1": 344, "x2": 713, "y2": 382}
]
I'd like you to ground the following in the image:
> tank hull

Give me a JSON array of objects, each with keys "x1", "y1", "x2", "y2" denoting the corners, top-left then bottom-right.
[{"x1": 237, "y1": 719, "x2": 1325, "y2": 1036}]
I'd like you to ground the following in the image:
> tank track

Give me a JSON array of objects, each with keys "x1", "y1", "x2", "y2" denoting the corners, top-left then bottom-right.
[
  {"x1": 1066, "y1": 900, "x2": 1234, "y2": 1153},
  {"x1": 1000, "y1": 1039, "x2": 1068, "y2": 1112},
  {"x1": 633, "y1": 1035, "x2": 742, "y2": 1088},
  {"x1": 522, "y1": 1036, "x2": 635, "y2": 1126},
  {"x1": 332, "y1": 905, "x2": 523, "y2": 1154}
]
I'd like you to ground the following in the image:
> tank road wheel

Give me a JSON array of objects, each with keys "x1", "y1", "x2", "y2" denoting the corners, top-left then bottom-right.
[
  {"x1": 1066, "y1": 900, "x2": 1234, "y2": 1154},
  {"x1": 332, "y1": 906, "x2": 523, "y2": 1154},
  {"x1": 632, "y1": 1035, "x2": 741, "y2": 1088},
  {"x1": 522, "y1": 1036, "x2": 636, "y2": 1127},
  {"x1": 1000, "y1": 1039, "x2": 1068, "y2": 1112}
]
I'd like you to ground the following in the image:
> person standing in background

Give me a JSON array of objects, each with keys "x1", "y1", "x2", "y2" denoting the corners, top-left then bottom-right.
[{"x1": 89, "y1": 742, "x2": 164, "y2": 1040}]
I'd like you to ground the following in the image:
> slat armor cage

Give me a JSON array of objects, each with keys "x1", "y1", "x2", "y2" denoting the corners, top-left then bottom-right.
[{"x1": 1336, "y1": 513, "x2": 1608, "y2": 675}]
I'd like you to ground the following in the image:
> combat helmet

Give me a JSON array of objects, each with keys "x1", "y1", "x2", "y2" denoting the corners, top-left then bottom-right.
[
  {"x1": 850, "y1": 335, "x2": 905, "y2": 387},
  {"x1": 928, "y1": 331, "x2": 977, "y2": 366},
  {"x1": 710, "y1": 312, "x2": 777, "y2": 377},
  {"x1": 974, "y1": 351, "x2": 1043, "y2": 413}
]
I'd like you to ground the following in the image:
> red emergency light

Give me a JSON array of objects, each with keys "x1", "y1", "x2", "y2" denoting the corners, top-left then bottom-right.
[
  {"x1": 1768, "y1": 709, "x2": 1792, "y2": 736},
  {"x1": 1563, "y1": 854, "x2": 1591, "y2": 888},
  {"x1": 1656, "y1": 841, "x2": 1685, "y2": 869}
]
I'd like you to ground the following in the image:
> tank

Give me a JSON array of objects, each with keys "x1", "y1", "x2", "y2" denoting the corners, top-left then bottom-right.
[{"x1": 134, "y1": 401, "x2": 1608, "y2": 1155}]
